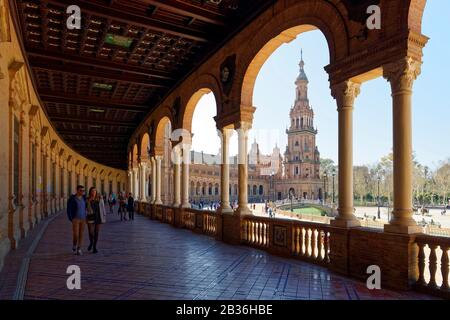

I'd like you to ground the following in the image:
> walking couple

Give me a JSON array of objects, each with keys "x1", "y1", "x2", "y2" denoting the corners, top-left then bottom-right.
[{"x1": 67, "y1": 185, "x2": 107, "y2": 255}]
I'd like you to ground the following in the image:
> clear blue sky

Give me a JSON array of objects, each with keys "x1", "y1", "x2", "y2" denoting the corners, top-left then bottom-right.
[{"x1": 191, "y1": 1, "x2": 450, "y2": 169}]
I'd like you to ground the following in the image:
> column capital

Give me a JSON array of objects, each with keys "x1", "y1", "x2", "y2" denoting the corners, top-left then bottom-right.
[
  {"x1": 383, "y1": 57, "x2": 422, "y2": 94},
  {"x1": 331, "y1": 80, "x2": 361, "y2": 110},
  {"x1": 218, "y1": 126, "x2": 234, "y2": 139},
  {"x1": 138, "y1": 161, "x2": 148, "y2": 169},
  {"x1": 234, "y1": 121, "x2": 252, "y2": 132}
]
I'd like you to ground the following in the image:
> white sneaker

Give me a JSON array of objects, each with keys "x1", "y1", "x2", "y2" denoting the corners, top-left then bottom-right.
[{"x1": 77, "y1": 249, "x2": 83, "y2": 256}]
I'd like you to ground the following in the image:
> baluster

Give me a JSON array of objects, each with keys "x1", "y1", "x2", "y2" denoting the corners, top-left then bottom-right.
[
  {"x1": 429, "y1": 244, "x2": 438, "y2": 288},
  {"x1": 305, "y1": 228, "x2": 310, "y2": 257},
  {"x1": 261, "y1": 223, "x2": 265, "y2": 246},
  {"x1": 318, "y1": 230, "x2": 324, "y2": 261},
  {"x1": 324, "y1": 232, "x2": 329, "y2": 263},
  {"x1": 262, "y1": 223, "x2": 267, "y2": 246},
  {"x1": 301, "y1": 228, "x2": 306, "y2": 256},
  {"x1": 256, "y1": 222, "x2": 261, "y2": 245},
  {"x1": 417, "y1": 242, "x2": 426, "y2": 286},
  {"x1": 441, "y1": 245, "x2": 449, "y2": 291},
  {"x1": 292, "y1": 227, "x2": 299, "y2": 255},
  {"x1": 311, "y1": 229, "x2": 317, "y2": 259},
  {"x1": 292, "y1": 227, "x2": 297, "y2": 255}
]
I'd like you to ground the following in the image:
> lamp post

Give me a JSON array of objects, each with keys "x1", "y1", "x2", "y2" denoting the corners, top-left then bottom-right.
[
  {"x1": 377, "y1": 175, "x2": 381, "y2": 220},
  {"x1": 332, "y1": 169, "x2": 336, "y2": 206},
  {"x1": 270, "y1": 170, "x2": 275, "y2": 202},
  {"x1": 323, "y1": 170, "x2": 328, "y2": 205}
]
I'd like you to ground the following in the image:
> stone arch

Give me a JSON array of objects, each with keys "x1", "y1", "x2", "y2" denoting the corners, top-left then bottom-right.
[
  {"x1": 140, "y1": 133, "x2": 150, "y2": 161},
  {"x1": 181, "y1": 80, "x2": 221, "y2": 133},
  {"x1": 154, "y1": 116, "x2": 172, "y2": 156},
  {"x1": 406, "y1": 0, "x2": 428, "y2": 34},
  {"x1": 239, "y1": 0, "x2": 348, "y2": 110},
  {"x1": 132, "y1": 144, "x2": 138, "y2": 167}
]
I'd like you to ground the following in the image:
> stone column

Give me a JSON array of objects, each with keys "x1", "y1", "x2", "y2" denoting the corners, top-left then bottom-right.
[
  {"x1": 132, "y1": 167, "x2": 139, "y2": 199},
  {"x1": 219, "y1": 127, "x2": 233, "y2": 213},
  {"x1": 330, "y1": 80, "x2": 361, "y2": 228},
  {"x1": 151, "y1": 157, "x2": 156, "y2": 203},
  {"x1": 236, "y1": 122, "x2": 252, "y2": 216},
  {"x1": 181, "y1": 144, "x2": 191, "y2": 208},
  {"x1": 127, "y1": 170, "x2": 132, "y2": 195},
  {"x1": 173, "y1": 147, "x2": 181, "y2": 207},
  {"x1": 383, "y1": 57, "x2": 422, "y2": 234},
  {"x1": 139, "y1": 162, "x2": 147, "y2": 201},
  {"x1": 155, "y1": 156, "x2": 163, "y2": 205}
]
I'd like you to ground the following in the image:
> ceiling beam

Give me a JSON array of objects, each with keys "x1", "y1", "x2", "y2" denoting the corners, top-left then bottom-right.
[
  {"x1": 59, "y1": 130, "x2": 131, "y2": 138},
  {"x1": 138, "y1": 0, "x2": 227, "y2": 26},
  {"x1": 40, "y1": 92, "x2": 150, "y2": 113},
  {"x1": 30, "y1": 59, "x2": 170, "y2": 88},
  {"x1": 50, "y1": 117, "x2": 136, "y2": 128},
  {"x1": 26, "y1": 48, "x2": 174, "y2": 80},
  {"x1": 45, "y1": 0, "x2": 212, "y2": 43}
]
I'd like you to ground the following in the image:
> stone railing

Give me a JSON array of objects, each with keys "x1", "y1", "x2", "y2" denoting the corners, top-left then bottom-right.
[
  {"x1": 242, "y1": 215, "x2": 331, "y2": 267},
  {"x1": 181, "y1": 209, "x2": 196, "y2": 230},
  {"x1": 414, "y1": 234, "x2": 450, "y2": 299},
  {"x1": 136, "y1": 201, "x2": 217, "y2": 238},
  {"x1": 203, "y1": 211, "x2": 217, "y2": 235}
]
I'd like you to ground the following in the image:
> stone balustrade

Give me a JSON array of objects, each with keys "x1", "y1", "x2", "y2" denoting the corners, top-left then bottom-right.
[
  {"x1": 242, "y1": 215, "x2": 331, "y2": 267},
  {"x1": 415, "y1": 234, "x2": 450, "y2": 299}
]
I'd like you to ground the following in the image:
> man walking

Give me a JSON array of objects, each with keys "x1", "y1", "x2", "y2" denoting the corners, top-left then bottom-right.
[
  {"x1": 67, "y1": 185, "x2": 87, "y2": 255},
  {"x1": 127, "y1": 192, "x2": 135, "y2": 221}
]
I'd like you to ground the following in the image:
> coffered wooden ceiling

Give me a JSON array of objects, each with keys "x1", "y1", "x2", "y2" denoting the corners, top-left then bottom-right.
[{"x1": 11, "y1": 0, "x2": 275, "y2": 169}]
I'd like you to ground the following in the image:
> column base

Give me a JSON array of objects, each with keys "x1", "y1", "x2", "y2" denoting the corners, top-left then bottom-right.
[
  {"x1": 217, "y1": 206, "x2": 233, "y2": 214},
  {"x1": 155, "y1": 200, "x2": 163, "y2": 205},
  {"x1": 330, "y1": 217, "x2": 361, "y2": 228},
  {"x1": 235, "y1": 205, "x2": 252, "y2": 216},
  {"x1": 384, "y1": 223, "x2": 423, "y2": 234},
  {"x1": 181, "y1": 203, "x2": 191, "y2": 209}
]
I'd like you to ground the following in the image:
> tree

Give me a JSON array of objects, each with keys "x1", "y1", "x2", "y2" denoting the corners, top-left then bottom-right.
[
  {"x1": 434, "y1": 159, "x2": 450, "y2": 205},
  {"x1": 354, "y1": 166, "x2": 371, "y2": 204}
]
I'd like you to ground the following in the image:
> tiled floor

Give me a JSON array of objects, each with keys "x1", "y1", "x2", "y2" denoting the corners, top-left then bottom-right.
[{"x1": 0, "y1": 209, "x2": 438, "y2": 300}]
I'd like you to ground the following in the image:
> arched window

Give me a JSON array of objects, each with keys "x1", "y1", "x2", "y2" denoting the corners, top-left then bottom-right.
[
  {"x1": 295, "y1": 141, "x2": 299, "y2": 146},
  {"x1": 253, "y1": 185, "x2": 257, "y2": 195},
  {"x1": 259, "y1": 185, "x2": 263, "y2": 195},
  {"x1": 295, "y1": 167, "x2": 299, "y2": 175}
]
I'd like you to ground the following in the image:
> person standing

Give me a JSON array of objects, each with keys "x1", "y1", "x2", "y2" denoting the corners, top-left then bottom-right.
[
  {"x1": 86, "y1": 187, "x2": 106, "y2": 254},
  {"x1": 118, "y1": 192, "x2": 127, "y2": 221},
  {"x1": 67, "y1": 185, "x2": 86, "y2": 256},
  {"x1": 127, "y1": 193, "x2": 135, "y2": 221}
]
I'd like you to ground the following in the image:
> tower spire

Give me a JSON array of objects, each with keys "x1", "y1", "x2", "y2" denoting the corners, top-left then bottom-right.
[{"x1": 297, "y1": 49, "x2": 308, "y2": 82}]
